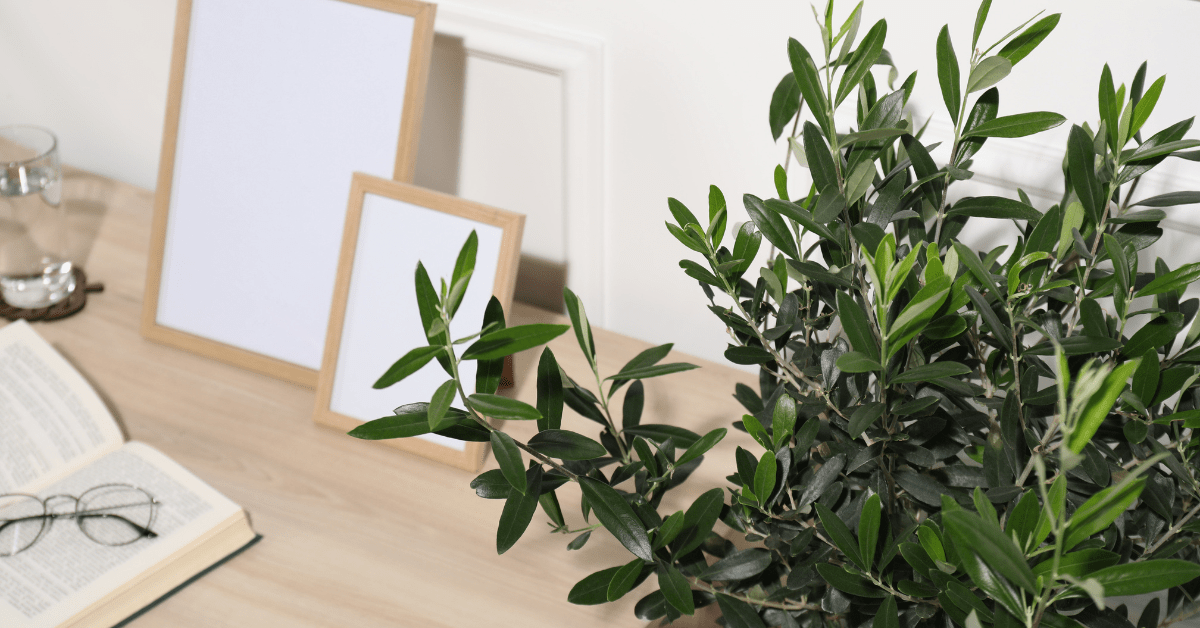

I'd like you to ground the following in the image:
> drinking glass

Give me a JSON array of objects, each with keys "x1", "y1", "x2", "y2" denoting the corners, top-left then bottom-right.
[{"x1": 0, "y1": 125, "x2": 74, "y2": 308}]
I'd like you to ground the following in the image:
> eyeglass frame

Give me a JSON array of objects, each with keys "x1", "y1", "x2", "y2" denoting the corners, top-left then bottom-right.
[{"x1": 0, "y1": 483, "x2": 161, "y2": 557}]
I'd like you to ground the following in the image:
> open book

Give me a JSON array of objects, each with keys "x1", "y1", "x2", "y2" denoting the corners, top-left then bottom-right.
[{"x1": 0, "y1": 320, "x2": 257, "y2": 628}]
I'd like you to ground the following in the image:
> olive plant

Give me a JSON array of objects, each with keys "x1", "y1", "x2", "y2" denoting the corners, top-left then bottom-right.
[{"x1": 351, "y1": 2, "x2": 1200, "y2": 627}]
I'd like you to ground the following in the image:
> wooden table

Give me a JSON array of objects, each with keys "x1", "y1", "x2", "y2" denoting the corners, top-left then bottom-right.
[{"x1": 21, "y1": 169, "x2": 759, "y2": 627}]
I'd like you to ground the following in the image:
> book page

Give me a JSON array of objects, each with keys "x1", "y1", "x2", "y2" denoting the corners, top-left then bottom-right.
[
  {"x1": 0, "y1": 442, "x2": 242, "y2": 628},
  {"x1": 0, "y1": 321, "x2": 123, "y2": 494}
]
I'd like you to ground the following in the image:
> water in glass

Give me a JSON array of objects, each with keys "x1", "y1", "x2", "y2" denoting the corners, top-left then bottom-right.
[{"x1": 0, "y1": 126, "x2": 74, "y2": 309}]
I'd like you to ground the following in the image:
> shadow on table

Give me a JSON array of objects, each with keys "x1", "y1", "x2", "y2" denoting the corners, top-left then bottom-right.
[{"x1": 62, "y1": 170, "x2": 113, "y2": 269}]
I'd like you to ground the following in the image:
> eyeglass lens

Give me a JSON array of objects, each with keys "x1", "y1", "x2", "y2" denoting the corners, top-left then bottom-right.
[
  {"x1": 77, "y1": 485, "x2": 156, "y2": 546},
  {"x1": 0, "y1": 494, "x2": 47, "y2": 557}
]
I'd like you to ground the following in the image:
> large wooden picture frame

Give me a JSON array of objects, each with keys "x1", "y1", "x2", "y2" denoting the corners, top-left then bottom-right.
[
  {"x1": 314, "y1": 174, "x2": 523, "y2": 471},
  {"x1": 142, "y1": 0, "x2": 436, "y2": 387}
]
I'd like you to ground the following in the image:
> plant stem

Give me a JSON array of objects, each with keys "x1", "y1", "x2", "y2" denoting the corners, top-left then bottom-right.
[
  {"x1": 933, "y1": 53, "x2": 974, "y2": 249},
  {"x1": 591, "y1": 366, "x2": 632, "y2": 462},
  {"x1": 1015, "y1": 417, "x2": 1061, "y2": 486},
  {"x1": 783, "y1": 112, "x2": 803, "y2": 173},
  {"x1": 439, "y1": 309, "x2": 581, "y2": 482},
  {"x1": 1066, "y1": 162, "x2": 1120, "y2": 335},
  {"x1": 688, "y1": 578, "x2": 821, "y2": 612},
  {"x1": 1141, "y1": 501, "x2": 1200, "y2": 558},
  {"x1": 1006, "y1": 306, "x2": 1027, "y2": 430},
  {"x1": 711, "y1": 248, "x2": 851, "y2": 424},
  {"x1": 720, "y1": 303, "x2": 849, "y2": 424}
]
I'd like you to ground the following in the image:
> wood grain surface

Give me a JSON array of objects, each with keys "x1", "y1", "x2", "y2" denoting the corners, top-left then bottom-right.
[{"x1": 27, "y1": 169, "x2": 757, "y2": 627}]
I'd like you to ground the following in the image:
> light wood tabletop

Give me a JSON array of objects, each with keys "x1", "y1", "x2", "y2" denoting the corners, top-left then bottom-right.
[{"x1": 18, "y1": 169, "x2": 759, "y2": 627}]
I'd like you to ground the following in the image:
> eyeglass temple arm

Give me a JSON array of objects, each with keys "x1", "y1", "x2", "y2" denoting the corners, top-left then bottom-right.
[
  {"x1": 0, "y1": 513, "x2": 158, "y2": 538},
  {"x1": 76, "y1": 512, "x2": 159, "y2": 538}
]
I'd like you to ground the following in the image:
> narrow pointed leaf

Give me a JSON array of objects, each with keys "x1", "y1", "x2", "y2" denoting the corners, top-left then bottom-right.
[
  {"x1": 667, "y1": 197, "x2": 700, "y2": 228},
  {"x1": 1132, "y1": 191, "x2": 1200, "y2": 208},
  {"x1": 1032, "y1": 549, "x2": 1119, "y2": 579},
  {"x1": 496, "y1": 466, "x2": 542, "y2": 554},
  {"x1": 569, "y1": 566, "x2": 623, "y2": 605},
  {"x1": 470, "y1": 394, "x2": 543, "y2": 421},
  {"x1": 677, "y1": 488, "x2": 725, "y2": 556},
  {"x1": 788, "y1": 38, "x2": 833, "y2": 136},
  {"x1": 803, "y1": 122, "x2": 838, "y2": 192},
  {"x1": 374, "y1": 345, "x2": 443, "y2": 388},
  {"x1": 815, "y1": 563, "x2": 885, "y2": 597},
  {"x1": 709, "y1": 185, "x2": 728, "y2": 247},
  {"x1": 943, "y1": 509, "x2": 1038, "y2": 592},
  {"x1": 946, "y1": 196, "x2": 1041, "y2": 221},
  {"x1": 1064, "y1": 476, "x2": 1146, "y2": 551},
  {"x1": 745, "y1": 194, "x2": 800, "y2": 259},
  {"x1": 1087, "y1": 560, "x2": 1200, "y2": 596},
  {"x1": 579, "y1": 477, "x2": 653, "y2": 561},
  {"x1": 624, "y1": 424, "x2": 702, "y2": 448},
  {"x1": 564, "y1": 287, "x2": 595, "y2": 361},
  {"x1": 448, "y1": 230, "x2": 479, "y2": 316},
  {"x1": 772, "y1": 395, "x2": 797, "y2": 451},
  {"x1": 414, "y1": 262, "x2": 446, "y2": 344},
  {"x1": 607, "y1": 558, "x2": 646, "y2": 602},
  {"x1": 936, "y1": 26, "x2": 961, "y2": 125},
  {"x1": 703, "y1": 549, "x2": 773, "y2": 581},
  {"x1": 475, "y1": 297, "x2": 507, "y2": 394},
  {"x1": 964, "y1": 285, "x2": 1012, "y2": 351},
  {"x1": 605, "y1": 362, "x2": 699, "y2": 381},
  {"x1": 859, "y1": 494, "x2": 882, "y2": 570},
  {"x1": 836, "y1": 19, "x2": 887, "y2": 106},
  {"x1": 849, "y1": 402, "x2": 884, "y2": 439},
  {"x1": 954, "y1": 240, "x2": 1001, "y2": 297},
  {"x1": 1067, "y1": 359, "x2": 1139, "y2": 453},
  {"x1": 816, "y1": 503, "x2": 866, "y2": 570},
  {"x1": 962, "y1": 112, "x2": 1066, "y2": 138},
  {"x1": 428, "y1": 379, "x2": 458, "y2": 429},
  {"x1": 753, "y1": 450, "x2": 777, "y2": 504},
  {"x1": 677, "y1": 428, "x2": 726, "y2": 468},
  {"x1": 461, "y1": 324, "x2": 571, "y2": 361},
  {"x1": 891, "y1": 362, "x2": 970, "y2": 384},
  {"x1": 1128, "y1": 139, "x2": 1200, "y2": 162},
  {"x1": 966, "y1": 56, "x2": 1011, "y2": 94},
  {"x1": 654, "y1": 511, "x2": 686, "y2": 551},
  {"x1": 838, "y1": 127, "x2": 908, "y2": 147},
  {"x1": 491, "y1": 431, "x2": 526, "y2": 494},
  {"x1": 997, "y1": 14, "x2": 1060, "y2": 66},
  {"x1": 716, "y1": 594, "x2": 768, "y2": 628},
  {"x1": 528, "y1": 429, "x2": 607, "y2": 460},
  {"x1": 875, "y1": 596, "x2": 900, "y2": 628},
  {"x1": 1131, "y1": 76, "x2": 1165, "y2": 140},
  {"x1": 536, "y1": 348, "x2": 563, "y2": 431},
  {"x1": 887, "y1": 285, "x2": 951, "y2": 355},
  {"x1": 798, "y1": 454, "x2": 845, "y2": 509},
  {"x1": 837, "y1": 351, "x2": 883, "y2": 373},
  {"x1": 1136, "y1": 262, "x2": 1200, "y2": 298},
  {"x1": 837, "y1": 291, "x2": 879, "y2": 357},
  {"x1": 348, "y1": 403, "x2": 468, "y2": 440},
  {"x1": 769, "y1": 73, "x2": 801, "y2": 141},
  {"x1": 623, "y1": 380, "x2": 644, "y2": 429}
]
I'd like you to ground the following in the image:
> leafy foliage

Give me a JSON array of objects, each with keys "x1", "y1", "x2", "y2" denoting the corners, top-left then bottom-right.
[{"x1": 354, "y1": 2, "x2": 1200, "y2": 627}]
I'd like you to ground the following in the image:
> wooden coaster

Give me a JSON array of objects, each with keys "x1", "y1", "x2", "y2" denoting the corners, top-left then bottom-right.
[{"x1": 0, "y1": 267, "x2": 103, "y2": 321}]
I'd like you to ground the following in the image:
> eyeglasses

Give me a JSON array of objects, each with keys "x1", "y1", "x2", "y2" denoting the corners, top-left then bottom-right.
[{"x1": 0, "y1": 484, "x2": 160, "y2": 557}]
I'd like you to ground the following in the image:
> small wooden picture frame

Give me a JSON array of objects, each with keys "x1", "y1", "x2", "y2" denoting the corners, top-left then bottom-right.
[
  {"x1": 142, "y1": 0, "x2": 436, "y2": 387},
  {"x1": 314, "y1": 174, "x2": 524, "y2": 471}
]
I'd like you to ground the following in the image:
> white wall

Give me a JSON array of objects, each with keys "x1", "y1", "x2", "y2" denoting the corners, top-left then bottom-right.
[
  {"x1": 0, "y1": 1, "x2": 176, "y2": 190},
  {"x1": 4, "y1": 0, "x2": 1200, "y2": 368}
]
